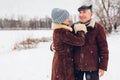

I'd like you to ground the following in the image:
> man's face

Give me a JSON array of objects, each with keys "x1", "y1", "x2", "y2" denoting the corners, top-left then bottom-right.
[{"x1": 79, "y1": 9, "x2": 93, "y2": 23}]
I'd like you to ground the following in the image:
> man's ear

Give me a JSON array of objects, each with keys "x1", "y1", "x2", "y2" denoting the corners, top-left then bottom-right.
[{"x1": 91, "y1": 13, "x2": 94, "y2": 18}]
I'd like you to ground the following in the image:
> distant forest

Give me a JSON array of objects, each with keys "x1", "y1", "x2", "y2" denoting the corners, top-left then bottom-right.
[
  {"x1": 0, "y1": 16, "x2": 52, "y2": 30},
  {"x1": 0, "y1": 0, "x2": 120, "y2": 34}
]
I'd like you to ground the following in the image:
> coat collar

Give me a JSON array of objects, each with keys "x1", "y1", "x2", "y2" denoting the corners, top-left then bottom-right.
[
  {"x1": 87, "y1": 19, "x2": 96, "y2": 28},
  {"x1": 76, "y1": 19, "x2": 96, "y2": 28},
  {"x1": 52, "y1": 23, "x2": 73, "y2": 32}
]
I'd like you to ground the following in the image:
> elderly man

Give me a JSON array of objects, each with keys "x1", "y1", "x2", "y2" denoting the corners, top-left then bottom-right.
[{"x1": 72, "y1": 5, "x2": 109, "y2": 80}]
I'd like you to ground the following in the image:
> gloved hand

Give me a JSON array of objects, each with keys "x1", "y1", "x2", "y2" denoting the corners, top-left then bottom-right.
[{"x1": 74, "y1": 24, "x2": 87, "y2": 33}]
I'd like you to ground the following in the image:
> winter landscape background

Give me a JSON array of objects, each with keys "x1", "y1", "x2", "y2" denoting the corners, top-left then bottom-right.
[
  {"x1": 0, "y1": 0, "x2": 120, "y2": 80},
  {"x1": 0, "y1": 29, "x2": 120, "y2": 80}
]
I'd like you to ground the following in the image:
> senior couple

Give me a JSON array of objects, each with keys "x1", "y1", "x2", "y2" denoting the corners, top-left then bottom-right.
[{"x1": 50, "y1": 4, "x2": 109, "y2": 80}]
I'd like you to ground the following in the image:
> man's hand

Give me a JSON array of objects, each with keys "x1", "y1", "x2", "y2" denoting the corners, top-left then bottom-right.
[
  {"x1": 51, "y1": 43, "x2": 56, "y2": 53},
  {"x1": 98, "y1": 69, "x2": 105, "y2": 77}
]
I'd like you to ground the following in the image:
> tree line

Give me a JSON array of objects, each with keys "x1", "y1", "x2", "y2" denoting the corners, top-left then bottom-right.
[
  {"x1": 0, "y1": 0, "x2": 120, "y2": 33},
  {"x1": 0, "y1": 15, "x2": 74, "y2": 30},
  {"x1": 0, "y1": 16, "x2": 52, "y2": 30}
]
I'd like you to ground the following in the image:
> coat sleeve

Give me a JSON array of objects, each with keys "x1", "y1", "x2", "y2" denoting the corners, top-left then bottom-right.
[
  {"x1": 96, "y1": 24, "x2": 109, "y2": 71},
  {"x1": 60, "y1": 29, "x2": 85, "y2": 46}
]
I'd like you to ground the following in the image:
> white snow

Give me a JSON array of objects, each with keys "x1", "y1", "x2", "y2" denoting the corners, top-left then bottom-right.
[{"x1": 0, "y1": 30, "x2": 119, "y2": 80}]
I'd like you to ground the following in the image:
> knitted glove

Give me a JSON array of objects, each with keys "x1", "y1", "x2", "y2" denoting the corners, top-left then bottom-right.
[{"x1": 74, "y1": 24, "x2": 87, "y2": 33}]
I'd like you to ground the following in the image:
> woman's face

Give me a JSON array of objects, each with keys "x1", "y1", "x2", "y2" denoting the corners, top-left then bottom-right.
[{"x1": 63, "y1": 17, "x2": 70, "y2": 25}]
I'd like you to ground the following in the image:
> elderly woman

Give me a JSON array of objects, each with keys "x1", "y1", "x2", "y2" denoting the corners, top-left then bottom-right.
[{"x1": 51, "y1": 8, "x2": 87, "y2": 80}]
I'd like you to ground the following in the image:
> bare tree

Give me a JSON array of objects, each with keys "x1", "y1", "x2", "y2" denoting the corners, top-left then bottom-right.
[
  {"x1": 94, "y1": 0, "x2": 120, "y2": 33},
  {"x1": 111, "y1": 0, "x2": 120, "y2": 31}
]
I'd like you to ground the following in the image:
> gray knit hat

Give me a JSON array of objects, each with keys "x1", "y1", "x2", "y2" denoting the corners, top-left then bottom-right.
[{"x1": 51, "y1": 8, "x2": 69, "y2": 24}]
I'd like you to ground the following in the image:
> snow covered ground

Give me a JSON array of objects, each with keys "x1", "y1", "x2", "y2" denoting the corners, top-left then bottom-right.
[{"x1": 0, "y1": 30, "x2": 120, "y2": 80}]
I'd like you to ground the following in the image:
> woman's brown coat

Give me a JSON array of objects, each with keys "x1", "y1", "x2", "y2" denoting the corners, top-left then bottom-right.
[{"x1": 51, "y1": 23, "x2": 85, "y2": 80}]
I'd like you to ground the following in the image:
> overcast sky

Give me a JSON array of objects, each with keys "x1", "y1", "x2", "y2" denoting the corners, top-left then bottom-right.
[{"x1": 0, "y1": 0, "x2": 84, "y2": 19}]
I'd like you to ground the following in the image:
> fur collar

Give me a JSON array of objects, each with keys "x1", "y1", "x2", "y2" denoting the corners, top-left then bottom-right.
[
  {"x1": 87, "y1": 19, "x2": 96, "y2": 28},
  {"x1": 75, "y1": 19, "x2": 96, "y2": 28},
  {"x1": 51, "y1": 23, "x2": 73, "y2": 32}
]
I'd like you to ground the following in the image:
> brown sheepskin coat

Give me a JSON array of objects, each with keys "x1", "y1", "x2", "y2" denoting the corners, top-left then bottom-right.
[
  {"x1": 71, "y1": 21, "x2": 109, "y2": 71},
  {"x1": 51, "y1": 23, "x2": 85, "y2": 80}
]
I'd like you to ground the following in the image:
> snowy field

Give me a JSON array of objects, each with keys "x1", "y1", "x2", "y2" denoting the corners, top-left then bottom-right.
[{"x1": 0, "y1": 30, "x2": 120, "y2": 80}]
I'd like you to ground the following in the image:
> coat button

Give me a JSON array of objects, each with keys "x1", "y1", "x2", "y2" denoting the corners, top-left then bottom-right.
[
  {"x1": 71, "y1": 58, "x2": 74, "y2": 61},
  {"x1": 56, "y1": 75, "x2": 59, "y2": 78},
  {"x1": 85, "y1": 63, "x2": 88, "y2": 67},
  {"x1": 81, "y1": 53, "x2": 84, "y2": 58},
  {"x1": 91, "y1": 50, "x2": 93, "y2": 53},
  {"x1": 67, "y1": 49, "x2": 70, "y2": 52},
  {"x1": 85, "y1": 63, "x2": 87, "y2": 66}
]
